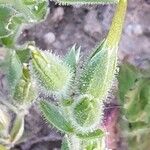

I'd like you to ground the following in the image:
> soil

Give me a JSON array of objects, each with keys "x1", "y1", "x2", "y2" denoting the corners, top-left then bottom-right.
[{"x1": 0, "y1": 0, "x2": 150, "y2": 149}]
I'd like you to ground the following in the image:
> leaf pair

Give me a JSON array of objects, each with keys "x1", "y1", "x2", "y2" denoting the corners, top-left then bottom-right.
[{"x1": 40, "y1": 100, "x2": 103, "y2": 138}]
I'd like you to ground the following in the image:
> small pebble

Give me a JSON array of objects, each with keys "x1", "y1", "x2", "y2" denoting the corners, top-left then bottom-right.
[{"x1": 44, "y1": 32, "x2": 56, "y2": 44}]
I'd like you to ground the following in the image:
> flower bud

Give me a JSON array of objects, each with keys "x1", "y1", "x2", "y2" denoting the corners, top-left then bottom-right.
[
  {"x1": 71, "y1": 95, "x2": 102, "y2": 131},
  {"x1": 31, "y1": 47, "x2": 73, "y2": 96}
]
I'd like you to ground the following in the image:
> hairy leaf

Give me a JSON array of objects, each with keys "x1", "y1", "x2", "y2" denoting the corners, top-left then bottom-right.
[
  {"x1": 16, "y1": 48, "x2": 31, "y2": 63},
  {"x1": 10, "y1": 114, "x2": 24, "y2": 144},
  {"x1": 79, "y1": 0, "x2": 127, "y2": 99},
  {"x1": 40, "y1": 100, "x2": 74, "y2": 133},
  {"x1": 7, "y1": 50, "x2": 22, "y2": 94},
  {"x1": 76, "y1": 129, "x2": 103, "y2": 139},
  {"x1": 64, "y1": 44, "x2": 80, "y2": 73},
  {"x1": 72, "y1": 95, "x2": 101, "y2": 129},
  {"x1": 0, "y1": 106, "x2": 10, "y2": 133},
  {"x1": 61, "y1": 136, "x2": 70, "y2": 150},
  {"x1": 53, "y1": 0, "x2": 118, "y2": 5},
  {"x1": 13, "y1": 65, "x2": 37, "y2": 106}
]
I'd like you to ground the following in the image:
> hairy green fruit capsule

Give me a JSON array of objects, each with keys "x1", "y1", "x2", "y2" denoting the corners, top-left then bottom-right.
[
  {"x1": 71, "y1": 95, "x2": 101, "y2": 131},
  {"x1": 79, "y1": 0, "x2": 127, "y2": 100},
  {"x1": 53, "y1": 0, "x2": 118, "y2": 5},
  {"x1": 31, "y1": 47, "x2": 73, "y2": 96}
]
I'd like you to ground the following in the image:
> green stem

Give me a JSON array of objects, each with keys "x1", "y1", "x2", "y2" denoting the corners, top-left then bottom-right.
[
  {"x1": 0, "y1": 99, "x2": 18, "y2": 114},
  {"x1": 106, "y1": 0, "x2": 127, "y2": 48}
]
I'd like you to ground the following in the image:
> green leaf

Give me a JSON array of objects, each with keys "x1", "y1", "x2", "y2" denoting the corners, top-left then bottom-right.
[
  {"x1": 0, "y1": 6, "x2": 16, "y2": 38},
  {"x1": 64, "y1": 44, "x2": 80, "y2": 73},
  {"x1": 118, "y1": 63, "x2": 139, "y2": 103},
  {"x1": 73, "y1": 95, "x2": 101, "y2": 128},
  {"x1": 128, "y1": 121, "x2": 148, "y2": 132},
  {"x1": 40, "y1": 100, "x2": 74, "y2": 133},
  {"x1": 89, "y1": 39, "x2": 105, "y2": 59},
  {"x1": 10, "y1": 114, "x2": 24, "y2": 144},
  {"x1": 0, "y1": 106, "x2": 10, "y2": 133},
  {"x1": 23, "y1": 0, "x2": 36, "y2": 5},
  {"x1": 53, "y1": 0, "x2": 118, "y2": 5},
  {"x1": 61, "y1": 136, "x2": 70, "y2": 150},
  {"x1": 32, "y1": 1, "x2": 47, "y2": 20},
  {"x1": 7, "y1": 50, "x2": 22, "y2": 94},
  {"x1": 0, "y1": 0, "x2": 47, "y2": 21},
  {"x1": 124, "y1": 78, "x2": 150, "y2": 122},
  {"x1": 13, "y1": 64, "x2": 37, "y2": 106},
  {"x1": 76, "y1": 129, "x2": 103, "y2": 139},
  {"x1": 79, "y1": 0, "x2": 127, "y2": 99},
  {"x1": 0, "y1": 11, "x2": 25, "y2": 48},
  {"x1": 16, "y1": 48, "x2": 31, "y2": 63}
]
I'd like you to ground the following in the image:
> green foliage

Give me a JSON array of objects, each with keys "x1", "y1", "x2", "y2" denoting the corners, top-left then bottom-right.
[
  {"x1": 7, "y1": 50, "x2": 22, "y2": 95},
  {"x1": 53, "y1": 0, "x2": 118, "y2": 5},
  {"x1": 0, "y1": 6, "x2": 16, "y2": 38},
  {"x1": 61, "y1": 136, "x2": 70, "y2": 150},
  {"x1": 76, "y1": 129, "x2": 103, "y2": 139},
  {"x1": 0, "y1": 0, "x2": 128, "y2": 149},
  {"x1": 40, "y1": 100, "x2": 74, "y2": 133},
  {"x1": 125, "y1": 78, "x2": 150, "y2": 122},
  {"x1": 0, "y1": 5, "x2": 24, "y2": 48},
  {"x1": 0, "y1": 106, "x2": 10, "y2": 136},
  {"x1": 0, "y1": 0, "x2": 47, "y2": 21},
  {"x1": 16, "y1": 48, "x2": 31, "y2": 63},
  {"x1": 13, "y1": 64, "x2": 37, "y2": 107},
  {"x1": 0, "y1": 0, "x2": 47, "y2": 48},
  {"x1": 10, "y1": 114, "x2": 24, "y2": 144},
  {"x1": 118, "y1": 62, "x2": 150, "y2": 150},
  {"x1": 38, "y1": 1, "x2": 127, "y2": 149},
  {"x1": 64, "y1": 44, "x2": 80, "y2": 73},
  {"x1": 79, "y1": 0, "x2": 127, "y2": 100},
  {"x1": 118, "y1": 63, "x2": 139, "y2": 103},
  {"x1": 72, "y1": 95, "x2": 101, "y2": 129}
]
